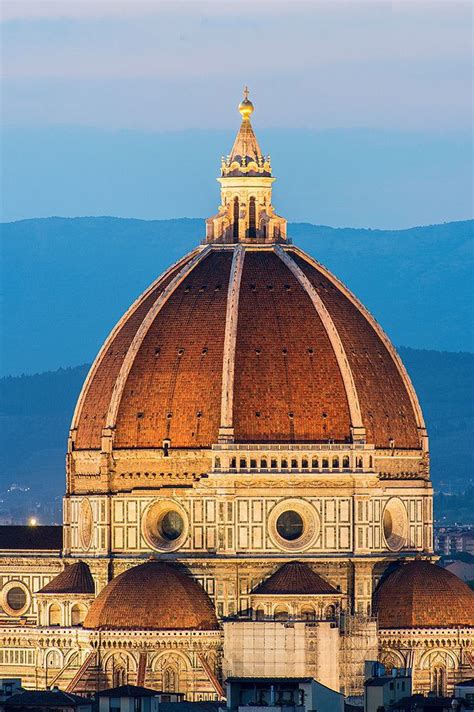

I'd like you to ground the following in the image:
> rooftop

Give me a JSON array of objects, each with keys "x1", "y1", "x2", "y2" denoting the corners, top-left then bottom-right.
[
  {"x1": 5, "y1": 689, "x2": 89, "y2": 708},
  {"x1": 252, "y1": 561, "x2": 339, "y2": 596},
  {"x1": 0, "y1": 525, "x2": 62, "y2": 551},
  {"x1": 39, "y1": 560, "x2": 95, "y2": 594}
]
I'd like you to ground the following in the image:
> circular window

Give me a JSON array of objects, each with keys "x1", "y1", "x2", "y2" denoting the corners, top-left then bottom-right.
[
  {"x1": 382, "y1": 497, "x2": 408, "y2": 552},
  {"x1": 1, "y1": 581, "x2": 30, "y2": 617},
  {"x1": 159, "y1": 511, "x2": 184, "y2": 541},
  {"x1": 142, "y1": 499, "x2": 188, "y2": 552},
  {"x1": 276, "y1": 511, "x2": 304, "y2": 541},
  {"x1": 268, "y1": 499, "x2": 320, "y2": 552}
]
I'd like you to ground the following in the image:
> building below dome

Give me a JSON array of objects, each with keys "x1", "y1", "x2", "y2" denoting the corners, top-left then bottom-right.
[{"x1": 0, "y1": 92, "x2": 472, "y2": 702}]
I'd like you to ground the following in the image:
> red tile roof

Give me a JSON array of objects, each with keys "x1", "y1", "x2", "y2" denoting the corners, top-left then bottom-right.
[
  {"x1": 373, "y1": 560, "x2": 474, "y2": 628},
  {"x1": 252, "y1": 561, "x2": 338, "y2": 595},
  {"x1": 84, "y1": 561, "x2": 218, "y2": 631},
  {"x1": 72, "y1": 245, "x2": 423, "y2": 451},
  {"x1": 39, "y1": 560, "x2": 95, "y2": 594}
]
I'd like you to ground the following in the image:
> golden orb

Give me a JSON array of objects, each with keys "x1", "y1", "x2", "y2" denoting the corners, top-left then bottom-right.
[{"x1": 238, "y1": 86, "x2": 254, "y2": 120}]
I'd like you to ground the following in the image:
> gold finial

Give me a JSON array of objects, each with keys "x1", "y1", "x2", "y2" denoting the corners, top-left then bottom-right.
[{"x1": 238, "y1": 86, "x2": 254, "y2": 120}]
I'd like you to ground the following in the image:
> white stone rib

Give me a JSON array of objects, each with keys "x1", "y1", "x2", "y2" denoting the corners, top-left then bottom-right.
[
  {"x1": 274, "y1": 244, "x2": 365, "y2": 438},
  {"x1": 287, "y1": 245, "x2": 427, "y2": 449},
  {"x1": 218, "y1": 244, "x2": 246, "y2": 442},
  {"x1": 70, "y1": 247, "x2": 202, "y2": 435},
  {"x1": 104, "y1": 245, "x2": 212, "y2": 435}
]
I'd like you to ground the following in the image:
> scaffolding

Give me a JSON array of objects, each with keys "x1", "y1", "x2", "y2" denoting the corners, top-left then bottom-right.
[{"x1": 339, "y1": 612, "x2": 378, "y2": 698}]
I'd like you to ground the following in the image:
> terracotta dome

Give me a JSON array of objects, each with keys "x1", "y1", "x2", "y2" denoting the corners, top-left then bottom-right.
[
  {"x1": 373, "y1": 560, "x2": 474, "y2": 629},
  {"x1": 39, "y1": 561, "x2": 94, "y2": 594},
  {"x1": 252, "y1": 561, "x2": 339, "y2": 595},
  {"x1": 71, "y1": 245, "x2": 424, "y2": 451},
  {"x1": 83, "y1": 561, "x2": 218, "y2": 631}
]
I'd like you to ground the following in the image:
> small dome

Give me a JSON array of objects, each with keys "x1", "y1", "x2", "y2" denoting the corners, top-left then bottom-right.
[
  {"x1": 84, "y1": 561, "x2": 218, "y2": 631},
  {"x1": 252, "y1": 561, "x2": 338, "y2": 595},
  {"x1": 373, "y1": 560, "x2": 474, "y2": 629},
  {"x1": 39, "y1": 561, "x2": 94, "y2": 594}
]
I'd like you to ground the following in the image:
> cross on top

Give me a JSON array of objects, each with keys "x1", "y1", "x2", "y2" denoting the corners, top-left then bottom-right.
[{"x1": 243, "y1": 86, "x2": 249, "y2": 100}]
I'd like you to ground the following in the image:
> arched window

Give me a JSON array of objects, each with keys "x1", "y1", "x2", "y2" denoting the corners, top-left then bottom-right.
[
  {"x1": 312, "y1": 457, "x2": 318, "y2": 469},
  {"x1": 332, "y1": 457, "x2": 339, "y2": 468},
  {"x1": 300, "y1": 606, "x2": 316, "y2": 621},
  {"x1": 248, "y1": 197, "x2": 256, "y2": 238},
  {"x1": 233, "y1": 197, "x2": 239, "y2": 239},
  {"x1": 324, "y1": 605, "x2": 336, "y2": 620},
  {"x1": 113, "y1": 666, "x2": 127, "y2": 688},
  {"x1": 255, "y1": 607, "x2": 265, "y2": 621},
  {"x1": 302, "y1": 458, "x2": 309, "y2": 469},
  {"x1": 49, "y1": 603, "x2": 61, "y2": 626},
  {"x1": 46, "y1": 649, "x2": 61, "y2": 668},
  {"x1": 342, "y1": 456, "x2": 350, "y2": 468},
  {"x1": 71, "y1": 603, "x2": 87, "y2": 627},
  {"x1": 432, "y1": 666, "x2": 446, "y2": 696},
  {"x1": 274, "y1": 605, "x2": 289, "y2": 621},
  {"x1": 260, "y1": 458, "x2": 267, "y2": 469},
  {"x1": 322, "y1": 457, "x2": 329, "y2": 469},
  {"x1": 164, "y1": 666, "x2": 177, "y2": 692}
]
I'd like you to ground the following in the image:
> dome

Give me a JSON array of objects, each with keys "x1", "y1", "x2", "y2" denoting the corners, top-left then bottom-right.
[
  {"x1": 83, "y1": 561, "x2": 218, "y2": 631},
  {"x1": 373, "y1": 560, "x2": 474, "y2": 629},
  {"x1": 72, "y1": 245, "x2": 424, "y2": 451},
  {"x1": 39, "y1": 561, "x2": 94, "y2": 594},
  {"x1": 252, "y1": 561, "x2": 338, "y2": 595}
]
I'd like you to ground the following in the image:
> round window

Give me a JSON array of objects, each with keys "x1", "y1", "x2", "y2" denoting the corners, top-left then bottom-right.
[
  {"x1": 159, "y1": 511, "x2": 184, "y2": 541},
  {"x1": 382, "y1": 497, "x2": 408, "y2": 552},
  {"x1": 6, "y1": 587, "x2": 26, "y2": 611},
  {"x1": 142, "y1": 499, "x2": 188, "y2": 552},
  {"x1": 1, "y1": 582, "x2": 30, "y2": 617},
  {"x1": 268, "y1": 499, "x2": 320, "y2": 552},
  {"x1": 276, "y1": 511, "x2": 304, "y2": 541}
]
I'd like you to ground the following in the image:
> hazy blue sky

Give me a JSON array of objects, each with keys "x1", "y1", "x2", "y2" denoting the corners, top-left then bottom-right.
[{"x1": 1, "y1": 1, "x2": 473, "y2": 226}]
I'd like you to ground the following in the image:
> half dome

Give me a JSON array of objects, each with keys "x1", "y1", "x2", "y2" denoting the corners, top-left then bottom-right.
[
  {"x1": 83, "y1": 561, "x2": 218, "y2": 631},
  {"x1": 252, "y1": 561, "x2": 338, "y2": 595},
  {"x1": 72, "y1": 245, "x2": 424, "y2": 451},
  {"x1": 39, "y1": 561, "x2": 94, "y2": 594},
  {"x1": 373, "y1": 560, "x2": 474, "y2": 629}
]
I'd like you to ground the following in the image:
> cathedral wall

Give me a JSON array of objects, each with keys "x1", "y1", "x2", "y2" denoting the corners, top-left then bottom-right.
[
  {"x1": 65, "y1": 484, "x2": 432, "y2": 560},
  {"x1": 379, "y1": 627, "x2": 474, "y2": 696},
  {"x1": 0, "y1": 557, "x2": 63, "y2": 623}
]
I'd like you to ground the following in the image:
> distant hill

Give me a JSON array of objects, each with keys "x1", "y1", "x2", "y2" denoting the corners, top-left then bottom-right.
[
  {"x1": 0, "y1": 349, "x2": 472, "y2": 513},
  {"x1": 1, "y1": 217, "x2": 473, "y2": 376}
]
